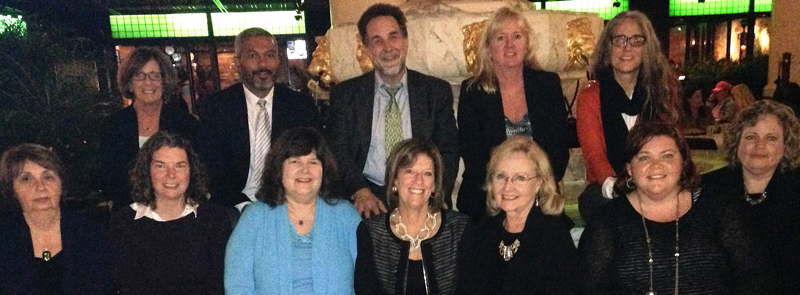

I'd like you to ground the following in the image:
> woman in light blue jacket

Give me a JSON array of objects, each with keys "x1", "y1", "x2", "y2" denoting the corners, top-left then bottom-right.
[{"x1": 225, "y1": 127, "x2": 361, "y2": 294}]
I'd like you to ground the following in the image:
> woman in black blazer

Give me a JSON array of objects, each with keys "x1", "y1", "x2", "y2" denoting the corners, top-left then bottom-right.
[
  {"x1": 98, "y1": 47, "x2": 197, "y2": 210},
  {"x1": 457, "y1": 7, "x2": 569, "y2": 223}
]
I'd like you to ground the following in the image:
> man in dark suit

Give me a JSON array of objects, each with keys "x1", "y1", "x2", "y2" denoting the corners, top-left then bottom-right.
[
  {"x1": 197, "y1": 28, "x2": 321, "y2": 210},
  {"x1": 327, "y1": 4, "x2": 458, "y2": 218}
]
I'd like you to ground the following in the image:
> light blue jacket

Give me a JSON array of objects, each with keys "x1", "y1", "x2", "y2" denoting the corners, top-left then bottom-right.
[{"x1": 225, "y1": 198, "x2": 361, "y2": 295}]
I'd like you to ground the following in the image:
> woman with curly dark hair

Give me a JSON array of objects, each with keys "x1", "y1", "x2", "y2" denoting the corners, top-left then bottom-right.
[
  {"x1": 110, "y1": 131, "x2": 234, "y2": 295},
  {"x1": 703, "y1": 100, "x2": 800, "y2": 294},
  {"x1": 225, "y1": 127, "x2": 361, "y2": 294}
]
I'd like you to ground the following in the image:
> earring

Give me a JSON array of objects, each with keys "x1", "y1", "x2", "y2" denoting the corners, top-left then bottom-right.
[
  {"x1": 626, "y1": 178, "x2": 635, "y2": 189},
  {"x1": 392, "y1": 186, "x2": 398, "y2": 193},
  {"x1": 535, "y1": 196, "x2": 540, "y2": 207}
]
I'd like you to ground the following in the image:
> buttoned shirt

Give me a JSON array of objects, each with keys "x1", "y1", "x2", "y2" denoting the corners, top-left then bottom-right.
[
  {"x1": 363, "y1": 70, "x2": 413, "y2": 186},
  {"x1": 131, "y1": 202, "x2": 198, "y2": 221},
  {"x1": 242, "y1": 85, "x2": 274, "y2": 201}
]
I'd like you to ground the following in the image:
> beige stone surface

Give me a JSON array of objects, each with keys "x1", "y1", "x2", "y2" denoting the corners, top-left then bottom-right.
[{"x1": 766, "y1": 0, "x2": 800, "y2": 95}]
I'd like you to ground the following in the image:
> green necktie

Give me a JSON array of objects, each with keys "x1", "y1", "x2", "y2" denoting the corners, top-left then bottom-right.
[{"x1": 383, "y1": 83, "x2": 403, "y2": 155}]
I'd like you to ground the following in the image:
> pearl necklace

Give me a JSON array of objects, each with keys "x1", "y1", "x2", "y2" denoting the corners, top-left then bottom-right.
[
  {"x1": 390, "y1": 209, "x2": 438, "y2": 252},
  {"x1": 638, "y1": 192, "x2": 681, "y2": 295}
]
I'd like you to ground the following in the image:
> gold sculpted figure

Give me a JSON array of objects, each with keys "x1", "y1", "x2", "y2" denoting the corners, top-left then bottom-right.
[
  {"x1": 307, "y1": 36, "x2": 336, "y2": 100},
  {"x1": 564, "y1": 17, "x2": 595, "y2": 72},
  {"x1": 462, "y1": 20, "x2": 488, "y2": 76}
]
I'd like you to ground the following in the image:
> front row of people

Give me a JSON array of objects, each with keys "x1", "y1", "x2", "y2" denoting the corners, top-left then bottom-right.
[{"x1": 4, "y1": 100, "x2": 798, "y2": 294}]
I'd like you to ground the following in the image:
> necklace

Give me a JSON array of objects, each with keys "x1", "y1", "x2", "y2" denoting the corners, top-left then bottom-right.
[
  {"x1": 390, "y1": 208, "x2": 438, "y2": 252},
  {"x1": 498, "y1": 219, "x2": 522, "y2": 261},
  {"x1": 743, "y1": 184, "x2": 767, "y2": 205},
  {"x1": 288, "y1": 206, "x2": 315, "y2": 226},
  {"x1": 42, "y1": 248, "x2": 52, "y2": 262},
  {"x1": 638, "y1": 192, "x2": 681, "y2": 295}
]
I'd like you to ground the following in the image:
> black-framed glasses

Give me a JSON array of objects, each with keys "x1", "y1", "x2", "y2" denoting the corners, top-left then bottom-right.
[
  {"x1": 611, "y1": 35, "x2": 646, "y2": 47},
  {"x1": 492, "y1": 173, "x2": 538, "y2": 186},
  {"x1": 132, "y1": 72, "x2": 163, "y2": 81}
]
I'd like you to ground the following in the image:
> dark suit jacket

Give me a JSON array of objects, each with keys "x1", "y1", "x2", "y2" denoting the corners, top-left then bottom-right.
[
  {"x1": 98, "y1": 102, "x2": 197, "y2": 209},
  {"x1": 457, "y1": 68, "x2": 569, "y2": 221},
  {"x1": 327, "y1": 69, "x2": 458, "y2": 205},
  {"x1": 197, "y1": 83, "x2": 322, "y2": 207},
  {"x1": 0, "y1": 210, "x2": 113, "y2": 295}
]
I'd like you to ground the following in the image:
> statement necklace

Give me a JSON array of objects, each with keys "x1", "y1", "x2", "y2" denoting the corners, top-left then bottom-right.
[
  {"x1": 638, "y1": 193, "x2": 681, "y2": 295},
  {"x1": 498, "y1": 219, "x2": 522, "y2": 261},
  {"x1": 743, "y1": 184, "x2": 767, "y2": 205},
  {"x1": 390, "y1": 209, "x2": 438, "y2": 252}
]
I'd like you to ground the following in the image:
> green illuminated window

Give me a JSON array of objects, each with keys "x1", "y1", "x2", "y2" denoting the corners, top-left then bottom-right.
[
  {"x1": 543, "y1": 0, "x2": 629, "y2": 20},
  {"x1": 669, "y1": 0, "x2": 772, "y2": 16},
  {"x1": 211, "y1": 11, "x2": 305, "y2": 36},
  {"x1": 0, "y1": 14, "x2": 25, "y2": 34},
  {"x1": 110, "y1": 13, "x2": 208, "y2": 38}
]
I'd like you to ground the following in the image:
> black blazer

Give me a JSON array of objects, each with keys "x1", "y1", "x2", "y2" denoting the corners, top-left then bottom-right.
[
  {"x1": 98, "y1": 102, "x2": 197, "y2": 209},
  {"x1": 0, "y1": 210, "x2": 113, "y2": 295},
  {"x1": 196, "y1": 83, "x2": 322, "y2": 207},
  {"x1": 459, "y1": 210, "x2": 578, "y2": 295},
  {"x1": 456, "y1": 68, "x2": 569, "y2": 221},
  {"x1": 327, "y1": 69, "x2": 458, "y2": 204}
]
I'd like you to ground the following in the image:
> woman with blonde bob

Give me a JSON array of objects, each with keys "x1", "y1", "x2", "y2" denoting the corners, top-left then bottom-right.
[
  {"x1": 459, "y1": 136, "x2": 578, "y2": 295},
  {"x1": 458, "y1": 7, "x2": 569, "y2": 223}
]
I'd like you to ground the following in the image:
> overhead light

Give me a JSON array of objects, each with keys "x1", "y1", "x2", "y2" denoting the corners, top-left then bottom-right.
[{"x1": 613, "y1": 1, "x2": 621, "y2": 8}]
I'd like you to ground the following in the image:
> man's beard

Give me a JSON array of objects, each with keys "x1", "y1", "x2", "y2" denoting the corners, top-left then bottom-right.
[{"x1": 241, "y1": 68, "x2": 275, "y2": 91}]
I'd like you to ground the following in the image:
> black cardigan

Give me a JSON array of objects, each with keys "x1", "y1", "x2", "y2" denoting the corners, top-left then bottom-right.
[
  {"x1": 458, "y1": 209, "x2": 578, "y2": 295},
  {"x1": 702, "y1": 166, "x2": 800, "y2": 294},
  {"x1": 457, "y1": 67, "x2": 569, "y2": 222},
  {"x1": 98, "y1": 102, "x2": 197, "y2": 209},
  {"x1": 355, "y1": 210, "x2": 475, "y2": 295},
  {"x1": 0, "y1": 210, "x2": 114, "y2": 295}
]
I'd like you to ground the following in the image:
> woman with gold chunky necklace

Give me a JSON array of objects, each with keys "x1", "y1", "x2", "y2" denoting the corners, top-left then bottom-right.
[
  {"x1": 579, "y1": 122, "x2": 768, "y2": 294},
  {"x1": 355, "y1": 139, "x2": 475, "y2": 294}
]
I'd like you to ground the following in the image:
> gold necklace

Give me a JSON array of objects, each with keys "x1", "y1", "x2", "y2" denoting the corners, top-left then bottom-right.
[
  {"x1": 390, "y1": 208, "x2": 438, "y2": 252},
  {"x1": 637, "y1": 192, "x2": 680, "y2": 295}
]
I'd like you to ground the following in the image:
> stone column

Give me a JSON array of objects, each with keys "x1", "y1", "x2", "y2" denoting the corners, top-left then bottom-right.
[
  {"x1": 330, "y1": 0, "x2": 405, "y2": 26},
  {"x1": 765, "y1": 0, "x2": 800, "y2": 95}
]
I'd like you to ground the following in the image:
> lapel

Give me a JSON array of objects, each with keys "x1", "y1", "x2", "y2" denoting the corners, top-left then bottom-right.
[
  {"x1": 357, "y1": 73, "x2": 376, "y2": 154},
  {"x1": 522, "y1": 68, "x2": 541, "y2": 127},
  {"x1": 271, "y1": 85, "x2": 285, "y2": 142},
  {"x1": 407, "y1": 69, "x2": 427, "y2": 137},
  {"x1": 230, "y1": 84, "x2": 251, "y2": 160}
]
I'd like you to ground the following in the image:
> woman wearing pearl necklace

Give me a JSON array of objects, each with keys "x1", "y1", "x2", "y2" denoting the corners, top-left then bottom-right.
[
  {"x1": 578, "y1": 122, "x2": 767, "y2": 294},
  {"x1": 355, "y1": 139, "x2": 475, "y2": 294}
]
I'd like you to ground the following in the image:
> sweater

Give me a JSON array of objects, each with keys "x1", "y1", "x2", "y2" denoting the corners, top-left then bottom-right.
[
  {"x1": 702, "y1": 166, "x2": 800, "y2": 294},
  {"x1": 578, "y1": 191, "x2": 767, "y2": 295},
  {"x1": 0, "y1": 210, "x2": 113, "y2": 295},
  {"x1": 354, "y1": 210, "x2": 475, "y2": 295},
  {"x1": 459, "y1": 209, "x2": 578, "y2": 295},
  {"x1": 225, "y1": 199, "x2": 361, "y2": 295},
  {"x1": 110, "y1": 202, "x2": 233, "y2": 295}
]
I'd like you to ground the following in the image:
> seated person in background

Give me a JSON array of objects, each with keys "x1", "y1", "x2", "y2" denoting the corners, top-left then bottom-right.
[
  {"x1": 457, "y1": 7, "x2": 569, "y2": 223},
  {"x1": 99, "y1": 46, "x2": 197, "y2": 210},
  {"x1": 197, "y1": 27, "x2": 321, "y2": 211},
  {"x1": 327, "y1": 4, "x2": 458, "y2": 218},
  {"x1": 578, "y1": 122, "x2": 767, "y2": 294},
  {"x1": 225, "y1": 127, "x2": 361, "y2": 295},
  {"x1": 729, "y1": 83, "x2": 757, "y2": 117},
  {"x1": 576, "y1": 11, "x2": 681, "y2": 222},
  {"x1": 0, "y1": 144, "x2": 113, "y2": 294},
  {"x1": 111, "y1": 132, "x2": 234, "y2": 295},
  {"x1": 680, "y1": 88, "x2": 713, "y2": 134},
  {"x1": 355, "y1": 139, "x2": 474, "y2": 295},
  {"x1": 702, "y1": 100, "x2": 800, "y2": 294},
  {"x1": 459, "y1": 136, "x2": 577, "y2": 295},
  {"x1": 708, "y1": 81, "x2": 733, "y2": 123}
]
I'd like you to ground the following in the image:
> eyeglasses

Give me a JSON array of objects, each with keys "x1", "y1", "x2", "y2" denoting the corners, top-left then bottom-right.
[
  {"x1": 611, "y1": 35, "x2": 646, "y2": 47},
  {"x1": 132, "y1": 72, "x2": 163, "y2": 81},
  {"x1": 492, "y1": 173, "x2": 538, "y2": 186}
]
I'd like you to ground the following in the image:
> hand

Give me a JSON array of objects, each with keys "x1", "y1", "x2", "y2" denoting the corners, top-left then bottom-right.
[{"x1": 353, "y1": 188, "x2": 387, "y2": 219}]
